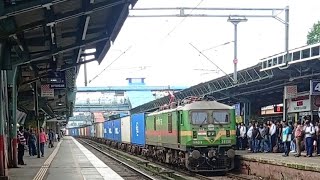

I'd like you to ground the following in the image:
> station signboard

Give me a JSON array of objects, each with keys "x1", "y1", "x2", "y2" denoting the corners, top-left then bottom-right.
[
  {"x1": 310, "y1": 80, "x2": 320, "y2": 95},
  {"x1": 41, "y1": 71, "x2": 66, "y2": 89},
  {"x1": 287, "y1": 95, "x2": 311, "y2": 113},
  {"x1": 233, "y1": 103, "x2": 241, "y2": 116}
]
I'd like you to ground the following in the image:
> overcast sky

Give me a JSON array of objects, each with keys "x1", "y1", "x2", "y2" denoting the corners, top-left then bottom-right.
[{"x1": 76, "y1": 0, "x2": 320, "y2": 87}]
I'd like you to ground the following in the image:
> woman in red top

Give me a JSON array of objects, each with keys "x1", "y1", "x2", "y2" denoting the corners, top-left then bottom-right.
[{"x1": 39, "y1": 128, "x2": 47, "y2": 157}]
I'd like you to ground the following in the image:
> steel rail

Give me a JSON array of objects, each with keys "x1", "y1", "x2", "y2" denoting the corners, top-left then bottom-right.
[{"x1": 77, "y1": 138, "x2": 158, "y2": 180}]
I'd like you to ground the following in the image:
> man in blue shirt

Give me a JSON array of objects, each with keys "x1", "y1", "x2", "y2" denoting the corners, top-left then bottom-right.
[{"x1": 282, "y1": 121, "x2": 292, "y2": 157}]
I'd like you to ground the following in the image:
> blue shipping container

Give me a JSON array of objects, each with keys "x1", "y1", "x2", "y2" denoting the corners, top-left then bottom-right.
[
  {"x1": 103, "y1": 121, "x2": 108, "y2": 139},
  {"x1": 106, "y1": 121, "x2": 114, "y2": 140},
  {"x1": 69, "y1": 128, "x2": 79, "y2": 136},
  {"x1": 131, "y1": 113, "x2": 146, "y2": 146},
  {"x1": 90, "y1": 125, "x2": 94, "y2": 137},
  {"x1": 113, "y1": 119, "x2": 121, "y2": 142}
]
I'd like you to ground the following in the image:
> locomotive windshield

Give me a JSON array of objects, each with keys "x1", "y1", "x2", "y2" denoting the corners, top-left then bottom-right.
[
  {"x1": 191, "y1": 112, "x2": 208, "y2": 125},
  {"x1": 212, "y1": 111, "x2": 229, "y2": 123}
]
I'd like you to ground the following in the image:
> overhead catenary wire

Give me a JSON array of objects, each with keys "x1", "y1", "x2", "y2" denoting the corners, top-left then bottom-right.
[
  {"x1": 163, "y1": 0, "x2": 205, "y2": 39},
  {"x1": 201, "y1": 40, "x2": 234, "y2": 52},
  {"x1": 88, "y1": 46, "x2": 133, "y2": 84},
  {"x1": 189, "y1": 42, "x2": 233, "y2": 81}
]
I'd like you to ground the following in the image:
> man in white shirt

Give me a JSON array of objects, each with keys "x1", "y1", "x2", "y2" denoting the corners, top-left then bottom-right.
[
  {"x1": 269, "y1": 121, "x2": 276, "y2": 151},
  {"x1": 247, "y1": 123, "x2": 253, "y2": 151},
  {"x1": 239, "y1": 123, "x2": 247, "y2": 150},
  {"x1": 303, "y1": 120, "x2": 315, "y2": 157}
]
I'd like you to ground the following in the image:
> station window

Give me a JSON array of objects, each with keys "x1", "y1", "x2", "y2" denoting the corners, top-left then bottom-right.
[
  {"x1": 168, "y1": 113, "x2": 172, "y2": 133},
  {"x1": 278, "y1": 56, "x2": 283, "y2": 64},
  {"x1": 285, "y1": 53, "x2": 292, "y2": 62},
  {"x1": 312, "y1": 46, "x2": 320, "y2": 56},
  {"x1": 154, "y1": 116, "x2": 156, "y2": 130},
  {"x1": 293, "y1": 51, "x2": 301, "y2": 61},
  {"x1": 212, "y1": 111, "x2": 229, "y2": 124},
  {"x1": 273, "y1": 58, "x2": 277, "y2": 66},
  {"x1": 268, "y1": 59, "x2": 272, "y2": 67},
  {"x1": 262, "y1": 61, "x2": 267, "y2": 69},
  {"x1": 302, "y1": 49, "x2": 310, "y2": 59}
]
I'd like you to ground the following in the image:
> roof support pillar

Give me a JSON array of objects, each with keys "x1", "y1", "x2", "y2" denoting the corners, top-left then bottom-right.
[
  {"x1": 10, "y1": 65, "x2": 18, "y2": 168},
  {"x1": 33, "y1": 82, "x2": 41, "y2": 158},
  {"x1": 0, "y1": 40, "x2": 9, "y2": 176},
  {"x1": 242, "y1": 101, "x2": 251, "y2": 126}
]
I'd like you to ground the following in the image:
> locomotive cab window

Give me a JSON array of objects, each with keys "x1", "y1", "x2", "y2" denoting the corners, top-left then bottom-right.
[
  {"x1": 191, "y1": 112, "x2": 208, "y2": 125},
  {"x1": 212, "y1": 111, "x2": 229, "y2": 124}
]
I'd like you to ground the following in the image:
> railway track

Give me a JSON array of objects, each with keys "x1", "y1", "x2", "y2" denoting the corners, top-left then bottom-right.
[
  {"x1": 77, "y1": 138, "x2": 158, "y2": 180},
  {"x1": 78, "y1": 138, "x2": 256, "y2": 180}
]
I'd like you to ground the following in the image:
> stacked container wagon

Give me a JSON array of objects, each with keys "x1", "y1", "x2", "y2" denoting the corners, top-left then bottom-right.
[{"x1": 67, "y1": 99, "x2": 236, "y2": 172}]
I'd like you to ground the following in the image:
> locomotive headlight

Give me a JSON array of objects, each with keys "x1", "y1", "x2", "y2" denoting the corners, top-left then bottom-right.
[
  {"x1": 208, "y1": 150, "x2": 216, "y2": 158},
  {"x1": 226, "y1": 149, "x2": 235, "y2": 158},
  {"x1": 190, "y1": 150, "x2": 201, "y2": 159}
]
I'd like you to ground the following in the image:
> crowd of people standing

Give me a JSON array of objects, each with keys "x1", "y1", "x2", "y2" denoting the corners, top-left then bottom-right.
[
  {"x1": 236, "y1": 116, "x2": 320, "y2": 157},
  {"x1": 17, "y1": 127, "x2": 63, "y2": 165}
]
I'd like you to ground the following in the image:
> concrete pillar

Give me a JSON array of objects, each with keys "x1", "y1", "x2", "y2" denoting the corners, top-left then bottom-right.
[
  {"x1": 0, "y1": 41, "x2": 9, "y2": 178},
  {"x1": 0, "y1": 71, "x2": 9, "y2": 178},
  {"x1": 243, "y1": 102, "x2": 251, "y2": 126},
  {"x1": 11, "y1": 66, "x2": 18, "y2": 168}
]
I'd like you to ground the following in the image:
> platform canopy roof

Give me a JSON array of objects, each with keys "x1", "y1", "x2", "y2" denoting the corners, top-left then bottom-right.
[
  {"x1": 131, "y1": 43, "x2": 320, "y2": 114},
  {"x1": 0, "y1": 0, "x2": 137, "y2": 119}
]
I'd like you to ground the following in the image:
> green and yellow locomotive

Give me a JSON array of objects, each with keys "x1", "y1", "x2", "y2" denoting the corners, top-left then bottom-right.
[{"x1": 144, "y1": 98, "x2": 236, "y2": 172}]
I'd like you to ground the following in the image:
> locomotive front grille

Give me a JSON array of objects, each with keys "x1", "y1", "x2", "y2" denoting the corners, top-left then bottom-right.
[{"x1": 215, "y1": 158, "x2": 230, "y2": 169}]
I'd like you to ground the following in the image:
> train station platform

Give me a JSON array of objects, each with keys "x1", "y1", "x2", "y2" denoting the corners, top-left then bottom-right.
[
  {"x1": 9, "y1": 137, "x2": 124, "y2": 180},
  {"x1": 236, "y1": 150, "x2": 320, "y2": 179}
]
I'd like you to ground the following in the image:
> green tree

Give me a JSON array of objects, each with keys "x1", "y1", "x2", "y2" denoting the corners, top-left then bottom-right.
[{"x1": 307, "y1": 21, "x2": 320, "y2": 45}]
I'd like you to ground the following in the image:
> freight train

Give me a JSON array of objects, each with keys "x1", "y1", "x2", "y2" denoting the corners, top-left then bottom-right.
[{"x1": 68, "y1": 98, "x2": 236, "y2": 172}]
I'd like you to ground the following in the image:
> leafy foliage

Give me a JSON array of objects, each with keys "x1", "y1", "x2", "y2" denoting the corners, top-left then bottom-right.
[{"x1": 307, "y1": 21, "x2": 320, "y2": 45}]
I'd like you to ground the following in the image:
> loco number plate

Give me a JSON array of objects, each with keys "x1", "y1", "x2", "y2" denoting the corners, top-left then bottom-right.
[{"x1": 221, "y1": 139, "x2": 231, "y2": 144}]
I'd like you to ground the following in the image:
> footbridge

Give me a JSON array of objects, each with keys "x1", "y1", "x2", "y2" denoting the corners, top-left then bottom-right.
[{"x1": 74, "y1": 85, "x2": 188, "y2": 112}]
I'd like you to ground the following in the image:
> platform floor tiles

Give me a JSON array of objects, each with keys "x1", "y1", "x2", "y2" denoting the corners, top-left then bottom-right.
[
  {"x1": 8, "y1": 142, "x2": 56, "y2": 180},
  {"x1": 9, "y1": 137, "x2": 124, "y2": 180},
  {"x1": 46, "y1": 137, "x2": 124, "y2": 180}
]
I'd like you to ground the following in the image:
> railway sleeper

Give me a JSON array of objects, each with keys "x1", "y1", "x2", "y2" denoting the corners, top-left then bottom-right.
[
  {"x1": 137, "y1": 160, "x2": 150, "y2": 167},
  {"x1": 158, "y1": 169, "x2": 175, "y2": 177}
]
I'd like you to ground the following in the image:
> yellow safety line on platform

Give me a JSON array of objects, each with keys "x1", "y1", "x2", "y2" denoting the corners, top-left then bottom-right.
[{"x1": 33, "y1": 140, "x2": 63, "y2": 180}]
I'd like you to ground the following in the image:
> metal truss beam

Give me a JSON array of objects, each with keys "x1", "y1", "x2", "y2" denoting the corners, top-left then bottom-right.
[
  {"x1": 1, "y1": 0, "x2": 67, "y2": 20},
  {"x1": 0, "y1": 0, "x2": 128, "y2": 38},
  {"x1": 24, "y1": 27, "x2": 106, "y2": 46},
  {"x1": 96, "y1": 1, "x2": 130, "y2": 63},
  {"x1": 12, "y1": 35, "x2": 109, "y2": 66},
  {"x1": 75, "y1": 0, "x2": 93, "y2": 66},
  {"x1": 129, "y1": 7, "x2": 287, "y2": 19},
  {"x1": 74, "y1": 104, "x2": 130, "y2": 112}
]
